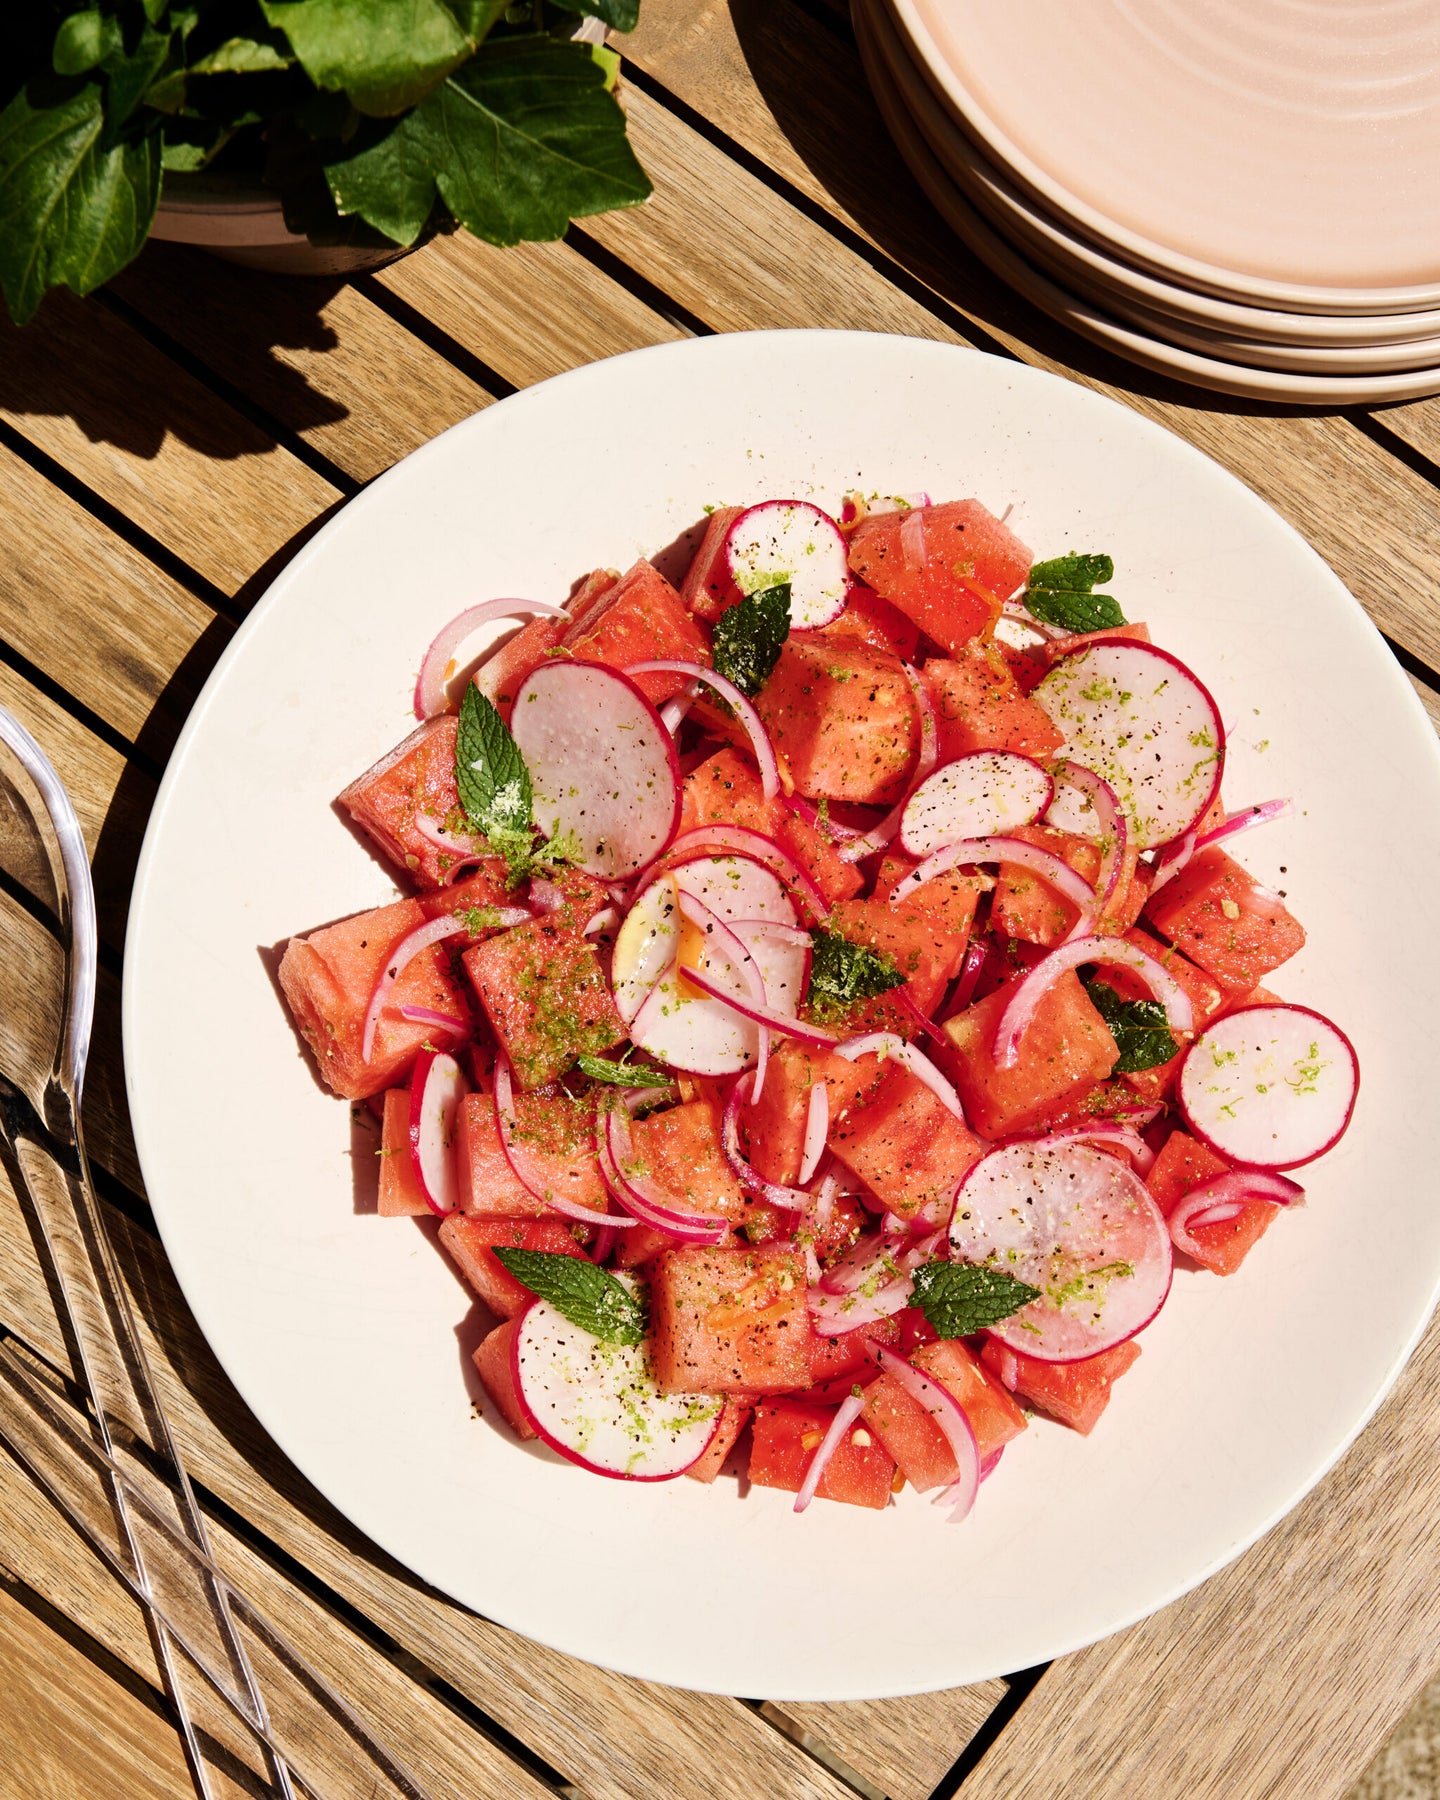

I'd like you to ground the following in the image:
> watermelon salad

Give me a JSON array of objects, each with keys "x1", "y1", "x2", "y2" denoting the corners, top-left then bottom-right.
[{"x1": 277, "y1": 492, "x2": 1357, "y2": 1516}]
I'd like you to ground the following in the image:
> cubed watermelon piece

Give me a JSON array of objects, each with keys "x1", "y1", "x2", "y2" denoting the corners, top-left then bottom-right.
[
  {"x1": 830, "y1": 1063, "x2": 985, "y2": 1220},
  {"x1": 1144, "y1": 846, "x2": 1306, "y2": 991},
  {"x1": 939, "y1": 969, "x2": 1120, "y2": 1139},
  {"x1": 806, "y1": 1314, "x2": 903, "y2": 1393},
  {"x1": 756, "y1": 640, "x2": 919, "y2": 806},
  {"x1": 615, "y1": 1222, "x2": 695, "y2": 1270},
  {"x1": 337, "y1": 716, "x2": 463, "y2": 889},
  {"x1": 628, "y1": 1098, "x2": 750, "y2": 1223},
  {"x1": 684, "y1": 1397, "x2": 753, "y2": 1483},
  {"x1": 457, "y1": 1092, "x2": 542, "y2": 1215},
  {"x1": 679, "y1": 748, "x2": 863, "y2": 907},
  {"x1": 989, "y1": 822, "x2": 1146, "y2": 947},
  {"x1": 813, "y1": 895, "x2": 970, "y2": 1034},
  {"x1": 440, "y1": 1214, "x2": 587, "y2": 1318},
  {"x1": 875, "y1": 849, "x2": 984, "y2": 941},
  {"x1": 473, "y1": 614, "x2": 571, "y2": 723},
  {"x1": 814, "y1": 583, "x2": 920, "y2": 661},
  {"x1": 501, "y1": 1083, "x2": 608, "y2": 1214},
  {"x1": 463, "y1": 918, "x2": 623, "y2": 1090},
  {"x1": 473, "y1": 1319, "x2": 537, "y2": 1438},
  {"x1": 278, "y1": 897, "x2": 470, "y2": 1101},
  {"x1": 862, "y1": 1339, "x2": 1025, "y2": 1492},
  {"x1": 749, "y1": 1397, "x2": 896, "y2": 1508},
  {"x1": 920, "y1": 644, "x2": 1065, "y2": 760},
  {"x1": 1145, "y1": 1129, "x2": 1275, "y2": 1275},
  {"x1": 679, "y1": 504, "x2": 745, "y2": 621},
  {"x1": 650, "y1": 1244, "x2": 812, "y2": 1394},
  {"x1": 377, "y1": 1088, "x2": 429, "y2": 1216},
  {"x1": 738, "y1": 1040, "x2": 882, "y2": 1187},
  {"x1": 981, "y1": 1337, "x2": 1142, "y2": 1435},
  {"x1": 847, "y1": 501, "x2": 1030, "y2": 653},
  {"x1": 566, "y1": 558, "x2": 711, "y2": 706}
]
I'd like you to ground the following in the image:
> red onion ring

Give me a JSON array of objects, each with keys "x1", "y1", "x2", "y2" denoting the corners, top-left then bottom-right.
[
  {"x1": 640, "y1": 827, "x2": 830, "y2": 923},
  {"x1": 730, "y1": 917, "x2": 813, "y2": 954},
  {"x1": 1194, "y1": 796, "x2": 1295, "y2": 853},
  {"x1": 625, "y1": 659, "x2": 780, "y2": 800},
  {"x1": 793, "y1": 1391, "x2": 868, "y2": 1514},
  {"x1": 1052, "y1": 762, "x2": 1127, "y2": 909},
  {"x1": 583, "y1": 905, "x2": 620, "y2": 939},
  {"x1": 682, "y1": 961, "x2": 840, "y2": 1050},
  {"x1": 396, "y1": 1004, "x2": 469, "y2": 1035},
  {"x1": 1168, "y1": 1169, "x2": 1304, "y2": 1259},
  {"x1": 591, "y1": 1224, "x2": 616, "y2": 1266},
  {"x1": 835, "y1": 1032, "x2": 966, "y2": 1122},
  {"x1": 659, "y1": 679, "x2": 700, "y2": 735},
  {"x1": 821, "y1": 1229, "x2": 905, "y2": 1296},
  {"x1": 414, "y1": 599, "x2": 569, "y2": 720},
  {"x1": 812, "y1": 1169, "x2": 837, "y2": 1231},
  {"x1": 987, "y1": 1342, "x2": 1021, "y2": 1391},
  {"x1": 895, "y1": 987, "x2": 949, "y2": 1051},
  {"x1": 950, "y1": 938, "x2": 989, "y2": 1013},
  {"x1": 361, "y1": 915, "x2": 468, "y2": 1062},
  {"x1": 1001, "y1": 597, "x2": 1070, "y2": 642},
  {"x1": 529, "y1": 877, "x2": 566, "y2": 914},
  {"x1": 807, "y1": 1276, "x2": 913, "y2": 1331},
  {"x1": 1147, "y1": 828, "x2": 1197, "y2": 898},
  {"x1": 720, "y1": 1074, "x2": 811, "y2": 1210},
  {"x1": 890, "y1": 836, "x2": 1097, "y2": 938},
  {"x1": 1022, "y1": 1121, "x2": 1156, "y2": 1176},
  {"x1": 798, "y1": 1083, "x2": 829, "y2": 1184},
  {"x1": 899, "y1": 507, "x2": 928, "y2": 571},
  {"x1": 871, "y1": 1345, "x2": 980, "y2": 1522},
  {"x1": 783, "y1": 794, "x2": 864, "y2": 842},
  {"x1": 994, "y1": 934, "x2": 1195, "y2": 1070},
  {"x1": 600, "y1": 1108, "x2": 730, "y2": 1243},
  {"x1": 675, "y1": 890, "x2": 772, "y2": 1097},
  {"x1": 838, "y1": 664, "x2": 938, "y2": 865},
  {"x1": 491, "y1": 1059, "x2": 632, "y2": 1228},
  {"x1": 413, "y1": 810, "x2": 486, "y2": 860}
]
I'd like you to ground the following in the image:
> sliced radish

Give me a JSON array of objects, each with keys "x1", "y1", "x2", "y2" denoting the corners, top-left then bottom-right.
[
  {"x1": 407, "y1": 1050, "x2": 469, "y2": 1215},
  {"x1": 950, "y1": 1141, "x2": 1172, "y2": 1361},
  {"x1": 509, "y1": 662, "x2": 681, "y2": 879},
  {"x1": 1034, "y1": 641, "x2": 1224, "y2": 850},
  {"x1": 511, "y1": 1283, "x2": 723, "y2": 1480},
  {"x1": 724, "y1": 499, "x2": 849, "y2": 630},
  {"x1": 899, "y1": 753, "x2": 1054, "y2": 858},
  {"x1": 1177, "y1": 1005, "x2": 1358, "y2": 1170},
  {"x1": 610, "y1": 876, "x2": 680, "y2": 1024}
]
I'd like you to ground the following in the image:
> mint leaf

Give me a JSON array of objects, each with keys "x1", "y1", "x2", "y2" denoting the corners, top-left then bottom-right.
[
  {"x1": 1082, "y1": 975, "x2": 1177, "y2": 1073},
  {"x1": 0, "y1": 83, "x2": 159, "y2": 325},
  {"x1": 805, "y1": 926, "x2": 904, "y2": 1023},
  {"x1": 575, "y1": 1054, "x2": 672, "y2": 1089},
  {"x1": 910, "y1": 1261, "x2": 1039, "y2": 1338},
  {"x1": 549, "y1": 0, "x2": 641, "y2": 31},
  {"x1": 260, "y1": 0, "x2": 473, "y2": 115},
  {"x1": 1027, "y1": 553, "x2": 1114, "y2": 592},
  {"x1": 325, "y1": 34, "x2": 650, "y2": 248},
  {"x1": 456, "y1": 683, "x2": 532, "y2": 841},
  {"x1": 1025, "y1": 589, "x2": 1126, "y2": 633},
  {"x1": 711, "y1": 582, "x2": 790, "y2": 698},
  {"x1": 494, "y1": 1248, "x2": 645, "y2": 1346}
]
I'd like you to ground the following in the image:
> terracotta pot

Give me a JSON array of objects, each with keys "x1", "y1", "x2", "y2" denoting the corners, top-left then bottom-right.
[{"x1": 149, "y1": 172, "x2": 411, "y2": 276}]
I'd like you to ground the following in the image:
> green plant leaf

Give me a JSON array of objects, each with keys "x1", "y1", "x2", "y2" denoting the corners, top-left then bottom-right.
[
  {"x1": 190, "y1": 37, "x2": 295, "y2": 75},
  {"x1": 442, "y1": 0, "x2": 510, "y2": 40},
  {"x1": 456, "y1": 683, "x2": 533, "y2": 840},
  {"x1": 102, "y1": 24, "x2": 175, "y2": 125},
  {"x1": 1024, "y1": 588, "x2": 1127, "y2": 633},
  {"x1": 260, "y1": 0, "x2": 473, "y2": 114},
  {"x1": 492, "y1": 1248, "x2": 647, "y2": 1345},
  {"x1": 53, "y1": 12, "x2": 123, "y2": 76},
  {"x1": 711, "y1": 582, "x2": 790, "y2": 698},
  {"x1": 909, "y1": 1261, "x2": 1040, "y2": 1338},
  {"x1": 324, "y1": 34, "x2": 650, "y2": 248},
  {"x1": 804, "y1": 926, "x2": 904, "y2": 1023},
  {"x1": 1027, "y1": 552, "x2": 1114, "y2": 592},
  {"x1": 1082, "y1": 975, "x2": 1178, "y2": 1073},
  {"x1": 548, "y1": 0, "x2": 640, "y2": 30},
  {"x1": 143, "y1": 0, "x2": 169, "y2": 22},
  {"x1": 0, "y1": 82, "x2": 159, "y2": 325}
]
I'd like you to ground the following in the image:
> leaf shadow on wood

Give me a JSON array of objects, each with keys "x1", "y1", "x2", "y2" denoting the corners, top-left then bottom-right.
[{"x1": 722, "y1": 0, "x2": 1323, "y2": 425}]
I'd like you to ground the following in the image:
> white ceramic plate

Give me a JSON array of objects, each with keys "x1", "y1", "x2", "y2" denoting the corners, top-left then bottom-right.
[{"x1": 125, "y1": 330, "x2": 1440, "y2": 1700}]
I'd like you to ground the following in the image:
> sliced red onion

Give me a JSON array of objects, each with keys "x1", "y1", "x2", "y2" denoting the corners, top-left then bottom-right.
[
  {"x1": 361, "y1": 915, "x2": 468, "y2": 1062},
  {"x1": 1194, "y1": 796, "x2": 1295, "y2": 853},
  {"x1": 839, "y1": 664, "x2": 937, "y2": 864},
  {"x1": 812, "y1": 1169, "x2": 837, "y2": 1231},
  {"x1": 584, "y1": 905, "x2": 620, "y2": 938},
  {"x1": 836, "y1": 1031, "x2": 966, "y2": 1122},
  {"x1": 659, "y1": 679, "x2": 700, "y2": 735},
  {"x1": 840, "y1": 490, "x2": 931, "y2": 527},
  {"x1": 1168, "y1": 1169, "x2": 1304, "y2": 1260},
  {"x1": 871, "y1": 1344, "x2": 980, "y2": 1522},
  {"x1": 600, "y1": 1108, "x2": 729, "y2": 1243},
  {"x1": 807, "y1": 1275, "x2": 913, "y2": 1331},
  {"x1": 900, "y1": 507, "x2": 928, "y2": 571},
  {"x1": 675, "y1": 889, "x2": 772, "y2": 1095},
  {"x1": 1052, "y1": 762, "x2": 1127, "y2": 908},
  {"x1": 1147, "y1": 828, "x2": 1197, "y2": 898},
  {"x1": 682, "y1": 960, "x2": 841, "y2": 1050},
  {"x1": 529, "y1": 877, "x2": 566, "y2": 915},
  {"x1": 951, "y1": 938, "x2": 989, "y2": 1012},
  {"x1": 625, "y1": 659, "x2": 780, "y2": 800},
  {"x1": 978, "y1": 1447, "x2": 1005, "y2": 1483},
  {"x1": 396, "y1": 1004, "x2": 468, "y2": 1035},
  {"x1": 794, "y1": 1391, "x2": 867, "y2": 1514},
  {"x1": 890, "y1": 836, "x2": 1096, "y2": 938},
  {"x1": 641, "y1": 827, "x2": 830, "y2": 923},
  {"x1": 784, "y1": 793, "x2": 864, "y2": 842},
  {"x1": 799, "y1": 1083, "x2": 829, "y2": 1184},
  {"x1": 896, "y1": 987, "x2": 949, "y2": 1051},
  {"x1": 414, "y1": 598, "x2": 569, "y2": 720},
  {"x1": 821, "y1": 1229, "x2": 904, "y2": 1296},
  {"x1": 492, "y1": 1059, "x2": 632, "y2": 1229},
  {"x1": 1001, "y1": 597, "x2": 1070, "y2": 642},
  {"x1": 1024, "y1": 1121, "x2": 1155, "y2": 1175},
  {"x1": 413, "y1": 810, "x2": 486, "y2": 859},
  {"x1": 803, "y1": 1242, "x2": 823, "y2": 1285},
  {"x1": 720, "y1": 1074, "x2": 811, "y2": 1211},
  {"x1": 987, "y1": 1342, "x2": 1020, "y2": 1392},
  {"x1": 731, "y1": 917, "x2": 813, "y2": 953},
  {"x1": 994, "y1": 934, "x2": 1195, "y2": 1070},
  {"x1": 591, "y1": 1224, "x2": 616, "y2": 1266},
  {"x1": 895, "y1": 1229, "x2": 946, "y2": 1275}
]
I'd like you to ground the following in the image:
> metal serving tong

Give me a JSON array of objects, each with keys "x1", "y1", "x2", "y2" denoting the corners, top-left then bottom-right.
[{"x1": 0, "y1": 705, "x2": 437, "y2": 1800}]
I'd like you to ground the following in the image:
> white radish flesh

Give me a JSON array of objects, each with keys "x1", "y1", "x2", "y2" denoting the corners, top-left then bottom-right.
[
  {"x1": 1033, "y1": 641, "x2": 1224, "y2": 850},
  {"x1": 950, "y1": 1141, "x2": 1172, "y2": 1360},
  {"x1": 900, "y1": 752, "x2": 1054, "y2": 858},
  {"x1": 509, "y1": 662, "x2": 681, "y2": 878},
  {"x1": 408, "y1": 1051, "x2": 468, "y2": 1215},
  {"x1": 609, "y1": 876, "x2": 680, "y2": 1024},
  {"x1": 512, "y1": 1282, "x2": 723, "y2": 1480},
  {"x1": 724, "y1": 500, "x2": 850, "y2": 629},
  {"x1": 1178, "y1": 1004, "x2": 1358, "y2": 1170}
]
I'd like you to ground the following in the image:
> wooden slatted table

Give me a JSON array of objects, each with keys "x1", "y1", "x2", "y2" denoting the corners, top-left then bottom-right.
[{"x1": 1, "y1": 3, "x2": 1438, "y2": 1795}]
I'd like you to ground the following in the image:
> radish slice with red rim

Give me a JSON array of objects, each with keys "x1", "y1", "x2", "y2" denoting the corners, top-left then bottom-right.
[
  {"x1": 1177, "y1": 1004, "x2": 1358, "y2": 1170},
  {"x1": 899, "y1": 753, "x2": 1054, "y2": 858},
  {"x1": 950, "y1": 1141, "x2": 1172, "y2": 1361},
  {"x1": 993, "y1": 933, "x2": 1194, "y2": 1069},
  {"x1": 414, "y1": 598, "x2": 569, "y2": 720},
  {"x1": 407, "y1": 1050, "x2": 469, "y2": 1215},
  {"x1": 724, "y1": 500, "x2": 849, "y2": 629},
  {"x1": 510, "y1": 1283, "x2": 724, "y2": 1480},
  {"x1": 1034, "y1": 640, "x2": 1225, "y2": 849},
  {"x1": 1167, "y1": 1169, "x2": 1304, "y2": 1259},
  {"x1": 509, "y1": 661, "x2": 681, "y2": 878}
]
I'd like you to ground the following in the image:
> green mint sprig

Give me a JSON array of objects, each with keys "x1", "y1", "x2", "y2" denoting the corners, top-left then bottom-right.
[
  {"x1": 493, "y1": 1248, "x2": 646, "y2": 1346},
  {"x1": 1023, "y1": 551, "x2": 1127, "y2": 634},
  {"x1": 711, "y1": 582, "x2": 791, "y2": 698},
  {"x1": 1082, "y1": 976, "x2": 1178, "y2": 1074},
  {"x1": 909, "y1": 1261, "x2": 1040, "y2": 1338}
]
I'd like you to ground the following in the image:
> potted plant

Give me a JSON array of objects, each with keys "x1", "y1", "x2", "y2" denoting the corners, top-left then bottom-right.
[{"x1": 0, "y1": 0, "x2": 649, "y2": 321}]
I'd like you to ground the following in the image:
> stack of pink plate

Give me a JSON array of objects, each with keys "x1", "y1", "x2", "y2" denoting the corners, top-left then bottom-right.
[{"x1": 855, "y1": 0, "x2": 1440, "y2": 402}]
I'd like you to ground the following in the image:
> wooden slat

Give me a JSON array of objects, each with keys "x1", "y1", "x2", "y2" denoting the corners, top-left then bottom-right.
[
  {"x1": 0, "y1": 295, "x2": 337, "y2": 593},
  {"x1": 0, "y1": 1155, "x2": 856, "y2": 1800},
  {"x1": 769, "y1": 1688, "x2": 1004, "y2": 1800},
  {"x1": 0, "y1": 1576, "x2": 189, "y2": 1800},
  {"x1": 111, "y1": 242, "x2": 494, "y2": 485},
  {"x1": 620, "y1": 0, "x2": 1440, "y2": 677},
  {"x1": 373, "y1": 230, "x2": 688, "y2": 389}
]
